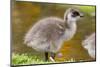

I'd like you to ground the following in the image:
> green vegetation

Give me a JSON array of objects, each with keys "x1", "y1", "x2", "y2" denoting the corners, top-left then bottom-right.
[
  {"x1": 12, "y1": 53, "x2": 52, "y2": 65},
  {"x1": 12, "y1": 53, "x2": 76, "y2": 65},
  {"x1": 79, "y1": 6, "x2": 95, "y2": 13}
]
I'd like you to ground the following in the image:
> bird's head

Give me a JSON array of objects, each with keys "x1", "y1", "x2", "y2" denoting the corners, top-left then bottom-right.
[{"x1": 64, "y1": 8, "x2": 84, "y2": 22}]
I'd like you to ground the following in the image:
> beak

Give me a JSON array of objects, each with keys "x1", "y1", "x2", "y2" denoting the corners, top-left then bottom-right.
[{"x1": 80, "y1": 13, "x2": 84, "y2": 17}]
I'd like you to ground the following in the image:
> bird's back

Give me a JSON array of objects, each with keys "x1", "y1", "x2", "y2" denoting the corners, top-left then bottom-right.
[{"x1": 24, "y1": 17, "x2": 67, "y2": 44}]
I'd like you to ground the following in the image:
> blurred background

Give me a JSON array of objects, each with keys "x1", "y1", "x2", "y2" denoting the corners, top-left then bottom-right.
[{"x1": 12, "y1": 0, "x2": 96, "y2": 65}]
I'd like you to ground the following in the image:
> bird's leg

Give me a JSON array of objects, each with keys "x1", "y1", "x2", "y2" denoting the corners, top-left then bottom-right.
[
  {"x1": 49, "y1": 52, "x2": 56, "y2": 62},
  {"x1": 45, "y1": 52, "x2": 49, "y2": 61},
  {"x1": 50, "y1": 52, "x2": 56, "y2": 59}
]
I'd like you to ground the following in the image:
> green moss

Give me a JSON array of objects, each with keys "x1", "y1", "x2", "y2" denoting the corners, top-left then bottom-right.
[
  {"x1": 12, "y1": 53, "x2": 76, "y2": 65},
  {"x1": 12, "y1": 53, "x2": 53, "y2": 65}
]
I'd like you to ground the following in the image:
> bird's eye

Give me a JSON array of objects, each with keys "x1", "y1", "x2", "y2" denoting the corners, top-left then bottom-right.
[
  {"x1": 73, "y1": 11, "x2": 80, "y2": 15},
  {"x1": 72, "y1": 11, "x2": 80, "y2": 17}
]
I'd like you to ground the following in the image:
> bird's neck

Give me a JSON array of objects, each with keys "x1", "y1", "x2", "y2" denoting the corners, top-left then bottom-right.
[
  {"x1": 65, "y1": 19, "x2": 77, "y2": 34},
  {"x1": 62, "y1": 20, "x2": 77, "y2": 41}
]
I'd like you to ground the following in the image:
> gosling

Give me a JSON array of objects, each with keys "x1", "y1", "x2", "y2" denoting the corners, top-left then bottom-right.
[
  {"x1": 24, "y1": 8, "x2": 84, "y2": 61},
  {"x1": 82, "y1": 33, "x2": 95, "y2": 59}
]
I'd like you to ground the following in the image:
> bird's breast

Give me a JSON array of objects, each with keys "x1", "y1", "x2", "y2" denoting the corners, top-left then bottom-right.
[{"x1": 60, "y1": 27, "x2": 76, "y2": 41}]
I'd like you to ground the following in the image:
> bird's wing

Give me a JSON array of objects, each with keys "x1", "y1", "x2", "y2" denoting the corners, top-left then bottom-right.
[
  {"x1": 24, "y1": 17, "x2": 66, "y2": 43},
  {"x1": 39, "y1": 18, "x2": 66, "y2": 41}
]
